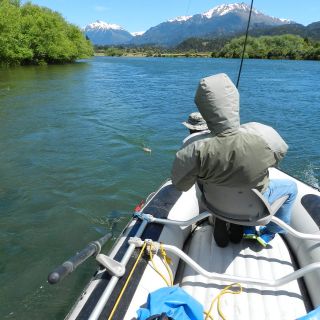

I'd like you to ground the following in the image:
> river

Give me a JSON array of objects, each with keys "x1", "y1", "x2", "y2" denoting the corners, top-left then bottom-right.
[{"x1": 0, "y1": 57, "x2": 319, "y2": 319}]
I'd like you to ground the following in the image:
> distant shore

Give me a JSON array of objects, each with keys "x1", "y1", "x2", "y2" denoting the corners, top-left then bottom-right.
[
  {"x1": 94, "y1": 52, "x2": 319, "y2": 60},
  {"x1": 94, "y1": 52, "x2": 212, "y2": 58},
  {"x1": 93, "y1": 34, "x2": 320, "y2": 61}
]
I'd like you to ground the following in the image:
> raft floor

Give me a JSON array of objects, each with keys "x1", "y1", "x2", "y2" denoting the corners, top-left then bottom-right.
[{"x1": 180, "y1": 224, "x2": 308, "y2": 320}]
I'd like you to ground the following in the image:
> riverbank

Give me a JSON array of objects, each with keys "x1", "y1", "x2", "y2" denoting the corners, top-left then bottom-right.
[
  {"x1": 94, "y1": 51, "x2": 320, "y2": 60},
  {"x1": 94, "y1": 34, "x2": 320, "y2": 61},
  {"x1": 94, "y1": 52, "x2": 212, "y2": 58}
]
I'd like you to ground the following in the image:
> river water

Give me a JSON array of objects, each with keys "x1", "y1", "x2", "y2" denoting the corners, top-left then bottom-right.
[{"x1": 0, "y1": 57, "x2": 319, "y2": 319}]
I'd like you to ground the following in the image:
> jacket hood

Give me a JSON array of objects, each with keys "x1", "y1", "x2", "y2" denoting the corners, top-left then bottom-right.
[{"x1": 194, "y1": 73, "x2": 240, "y2": 135}]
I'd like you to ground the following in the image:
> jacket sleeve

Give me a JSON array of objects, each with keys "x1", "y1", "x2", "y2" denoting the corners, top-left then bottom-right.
[
  {"x1": 171, "y1": 144, "x2": 200, "y2": 192},
  {"x1": 240, "y1": 122, "x2": 288, "y2": 164},
  {"x1": 258, "y1": 124, "x2": 288, "y2": 164}
]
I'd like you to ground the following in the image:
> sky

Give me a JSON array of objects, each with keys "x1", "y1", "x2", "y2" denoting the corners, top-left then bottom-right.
[{"x1": 22, "y1": 0, "x2": 320, "y2": 33}]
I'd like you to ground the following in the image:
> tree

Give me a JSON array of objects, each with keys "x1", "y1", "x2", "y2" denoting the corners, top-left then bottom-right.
[
  {"x1": 217, "y1": 34, "x2": 317, "y2": 60},
  {"x1": 0, "y1": 0, "x2": 32, "y2": 65},
  {"x1": 0, "y1": 0, "x2": 93, "y2": 65}
]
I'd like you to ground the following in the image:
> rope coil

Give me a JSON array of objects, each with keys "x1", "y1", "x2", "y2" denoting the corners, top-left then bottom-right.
[
  {"x1": 148, "y1": 243, "x2": 173, "y2": 287},
  {"x1": 204, "y1": 283, "x2": 243, "y2": 320}
]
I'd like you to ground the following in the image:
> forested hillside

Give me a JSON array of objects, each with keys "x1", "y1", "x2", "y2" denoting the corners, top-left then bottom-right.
[
  {"x1": 0, "y1": 0, "x2": 93, "y2": 66},
  {"x1": 219, "y1": 35, "x2": 320, "y2": 60},
  {"x1": 97, "y1": 34, "x2": 320, "y2": 61}
]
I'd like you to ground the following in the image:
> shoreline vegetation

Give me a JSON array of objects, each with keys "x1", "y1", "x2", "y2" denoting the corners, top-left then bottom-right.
[
  {"x1": 1, "y1": 2, "x2": 319, "y2": 66},
  {"x1": 96, "y1": 34, "x2": 320, "y2": 61},
  {"x1": 0, "y1": 0, "x2": 93, "y2": 66}
]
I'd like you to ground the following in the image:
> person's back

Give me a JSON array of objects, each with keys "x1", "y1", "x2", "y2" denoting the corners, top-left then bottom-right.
[
  {"x1": 171, "y1": 73, "x2": 295, "y2": 247},
  {"x1": 172, "y1": 73, "x2": 287, "y2": 196}
]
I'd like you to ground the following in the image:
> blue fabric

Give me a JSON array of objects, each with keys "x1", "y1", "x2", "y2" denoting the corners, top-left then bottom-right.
[
  {"x1": 297, "y1": 306, "x2": 320, "y2": 320},
  {"x1": 263, "y1": 179, "x2": 298, "y2": 234},
  {"x1": 136, "y1": 286, "x2": 203, "y2": 320}
]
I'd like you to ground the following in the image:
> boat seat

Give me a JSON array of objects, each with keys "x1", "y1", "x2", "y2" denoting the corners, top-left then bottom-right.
[
  {"x1": 202, "y1": 185, "x2": 288, "y2": 226},
  {"x1": 179, "y1": 224, "x2": 309, "y2": 320}
]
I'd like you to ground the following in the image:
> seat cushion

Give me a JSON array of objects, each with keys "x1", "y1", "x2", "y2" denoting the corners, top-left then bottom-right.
[{"x1": 180, "y1": 224, "x2": 308, "y2": 320}]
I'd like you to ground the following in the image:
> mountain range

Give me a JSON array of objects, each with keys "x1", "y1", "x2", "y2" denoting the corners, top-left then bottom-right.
[
  {"x1": 84, "y1": 3, "x2": 318, "y2": 47},
  {"x1": 84, "y1": 20, "x2": 133, "y2": 45}
]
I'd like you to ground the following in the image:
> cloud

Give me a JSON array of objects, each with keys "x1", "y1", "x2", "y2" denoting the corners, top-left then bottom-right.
[{"x1": 94, "y1": 5, "x2": 108, "y2": 12}]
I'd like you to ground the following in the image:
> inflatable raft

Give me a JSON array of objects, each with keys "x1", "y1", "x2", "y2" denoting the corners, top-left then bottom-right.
[{"x1": 49, "y1": 168, "x2": 320, "y2": 320}]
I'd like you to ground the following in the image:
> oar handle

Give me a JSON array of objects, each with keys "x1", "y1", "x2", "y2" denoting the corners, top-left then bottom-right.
[{"x1": 48, "y1": 233, "x2": 112, "y2": 284}]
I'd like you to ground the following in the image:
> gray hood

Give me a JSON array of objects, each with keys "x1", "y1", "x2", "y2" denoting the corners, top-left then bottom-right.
[{"x1": 194, "y1": 73, "x2": 240, "y2": 135}]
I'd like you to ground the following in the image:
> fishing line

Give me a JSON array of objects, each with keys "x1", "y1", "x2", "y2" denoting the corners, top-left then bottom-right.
[{"x1": 236, "y1": 0, "x2": 254, "y2": 88}]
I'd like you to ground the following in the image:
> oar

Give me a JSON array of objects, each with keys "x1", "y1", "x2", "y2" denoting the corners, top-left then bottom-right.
[{"x1": 48, "y1": 233, "x2": 112, "y2": 284}]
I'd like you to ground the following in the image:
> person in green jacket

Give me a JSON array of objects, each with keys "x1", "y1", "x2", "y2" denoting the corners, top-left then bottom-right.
[
  {"x1": 182, "y1": 111, "x2": 243, "y2": 246},
  {"x1": 171, "y1": 73, "x2": 297, "y2": 247}
]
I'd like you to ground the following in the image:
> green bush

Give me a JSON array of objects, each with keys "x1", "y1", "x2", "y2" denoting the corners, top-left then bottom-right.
[{"x1": 0, "y1": 0, "x2": 93, "y2": 65}]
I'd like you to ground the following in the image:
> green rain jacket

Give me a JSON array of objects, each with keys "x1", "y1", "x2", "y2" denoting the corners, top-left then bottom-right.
[{"x1": 171, "y1": 73, "x2": 288, "y2": 203}]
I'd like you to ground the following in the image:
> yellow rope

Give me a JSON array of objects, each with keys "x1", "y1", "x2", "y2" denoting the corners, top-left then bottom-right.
[
  {"x1": 204, "y1": 283, "x2": 242, "y2": 320},
  {"x1": 108, "y1": 242, "x2": 147, "y2": 320},
  {"x1": 108, "y1": 240, "x2": 241, "y2": 320},
  {"x1": 160, "y1": 243, "x2": 173, "y2": 286},
  {"x1": 148, "y1": 243, "x2": 171, "y2": 286},
  {"x1": 204, "y1": 311, "x2": 214, "y2": 320}
]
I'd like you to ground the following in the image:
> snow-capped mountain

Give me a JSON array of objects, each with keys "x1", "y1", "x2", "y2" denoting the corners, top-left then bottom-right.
[
  {"x1": 202, "y1": 3, "x2": 259, "y2": 18},
  {"x1": 85, "y1": 3, "x2": 294, "y2": 46},
  {"x1": 85, "y1": 20, "x2": 123, "y2": 31},
  {"x1": 200, "y1": 3, "x2": 291, "y2": 24},
  {"x1": 168, "y1": 16, "x2": 192, "y2": 23},
  {"x1": 131, "y1": 31, "x2": 145, "y2": 37},
  {"x1": 133, "y1": 2, "x2": 293, "y2": 46},
  {"x1": 84, "y1": 20, "x2": 133, "y2": 45}
]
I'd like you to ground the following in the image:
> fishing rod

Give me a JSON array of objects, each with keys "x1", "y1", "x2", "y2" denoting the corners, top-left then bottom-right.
[{"x1": 236, "y1": 0, "x2": 254, "y2": 88}]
